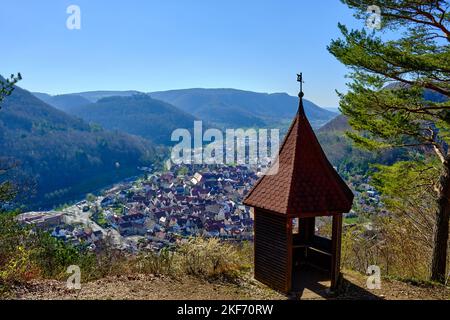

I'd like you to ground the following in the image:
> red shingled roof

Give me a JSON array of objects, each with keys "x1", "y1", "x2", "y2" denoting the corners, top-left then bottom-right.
[{"x1": 243, "y1": 99, "x2": 353, "y2": 216}]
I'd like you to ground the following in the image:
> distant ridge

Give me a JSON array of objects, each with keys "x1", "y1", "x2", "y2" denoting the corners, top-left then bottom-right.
[
  {"x1": 149, "y1": 88, "x2": 337, "y2": 128},
  {"x1": 34, "y1": 88, "x2": 337, "y2": 129},
  {"x1": 32, "y1": 90, "x2": 141, "y2": 105},
  {"x1": 32, "y1": 93, "x2": 91, "y2": 112},
  {"x1": 69, "y1": 90, "x2": 142, "y2": 102}
]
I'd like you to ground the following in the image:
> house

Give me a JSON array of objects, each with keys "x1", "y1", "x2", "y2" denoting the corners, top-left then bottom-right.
[
  {"x1": 121, "y1": 213, "x2": 145, "y2": 223},
  {"x1": 118, "y1": 221, "x2": 146, "y2": 236},
  {"x1": 17, "y1": 211, "x2": 65, "y2": 229},
  {"x1": 191, "y1": 172, "x2": 203, "y2": 185},
  {"x1": 101, "y1": 196, "x2": 115, "y2": 208}
]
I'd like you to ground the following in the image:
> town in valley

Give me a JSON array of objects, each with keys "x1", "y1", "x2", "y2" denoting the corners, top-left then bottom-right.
[{"x1": 17, "y1": 161, "x2": 381, "y2": 253}]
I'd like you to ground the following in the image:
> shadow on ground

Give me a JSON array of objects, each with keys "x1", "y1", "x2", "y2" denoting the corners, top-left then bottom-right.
[{"x1": 289, "y1": 266, "x2": 383, "y2": 300}]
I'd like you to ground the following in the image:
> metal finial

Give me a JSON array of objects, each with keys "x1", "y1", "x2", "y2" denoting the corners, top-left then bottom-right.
[
  {"x1": 297, "y1": 73, "x2": 304, "y2": 99},
  {"x1": 296, "y1": 73, "x2": 305, "y2": 115}
]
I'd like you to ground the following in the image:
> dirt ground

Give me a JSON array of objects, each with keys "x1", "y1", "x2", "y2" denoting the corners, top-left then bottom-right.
[
  {"x1": 4, "y1": 270, "x2": 449, "y2": 300},
  {"x1": 6, "y1": 274, "x2": 284, "y2": 300},
  {"x1": 335, "y1": 270, "x2": 450, "y2": 300}
]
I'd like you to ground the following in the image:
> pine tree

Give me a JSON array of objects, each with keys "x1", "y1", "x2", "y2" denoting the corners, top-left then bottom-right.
[
  {"x1": 0, "y1": 73, "x2": 21, "y2": 109},
  {"x1": 328, "y1": 0, "x2": 449, "y2": 282},
  {"x1": 0, "y1": 73, "x2": 21, "y2": 205}
]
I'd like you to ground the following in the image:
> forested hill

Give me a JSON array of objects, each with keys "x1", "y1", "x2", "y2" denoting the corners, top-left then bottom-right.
[
  {"x1": 0, "y1": 83, "x2": 162, "y2": 210},
  {"x1": 318, "y1": 114, "x2": 350, "y2": 133},
  {"x1": 68, "y1": 95, "x2": 199, "y2": 145}
]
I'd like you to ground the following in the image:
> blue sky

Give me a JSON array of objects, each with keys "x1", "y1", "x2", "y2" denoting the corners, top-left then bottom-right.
[{"x1": 0, "y1": 0, "x2": 365, "y2": 107}]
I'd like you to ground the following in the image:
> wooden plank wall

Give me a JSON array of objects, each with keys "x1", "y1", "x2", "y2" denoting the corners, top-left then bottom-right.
[{"x1": 254, "y1": 209, "x2": 290, "y2": 293}]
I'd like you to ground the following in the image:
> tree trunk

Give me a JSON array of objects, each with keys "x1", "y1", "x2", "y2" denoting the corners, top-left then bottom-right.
[{"x1": 431, "y1": 157, "x2": 450, "y2": 283}]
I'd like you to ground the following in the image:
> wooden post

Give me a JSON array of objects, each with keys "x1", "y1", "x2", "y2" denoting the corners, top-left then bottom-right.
[{"x1": 330, "y1": 214, "x2": 342, "y2": 292}]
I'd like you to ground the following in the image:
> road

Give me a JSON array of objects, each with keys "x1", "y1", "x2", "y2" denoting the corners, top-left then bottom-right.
[{"x1": 62, "y1": 198, "x2": 129, "y2": 249}]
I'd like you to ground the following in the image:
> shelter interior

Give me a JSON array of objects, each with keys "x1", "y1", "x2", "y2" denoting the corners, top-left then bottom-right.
[{"x1": 290, "y1": 214, "x2": 342, "y2": 293}]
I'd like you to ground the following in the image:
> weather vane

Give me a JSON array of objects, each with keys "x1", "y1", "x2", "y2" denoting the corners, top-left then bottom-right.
[{"x1": 297, "y1": 73, "x2": 304, "y2": 98}]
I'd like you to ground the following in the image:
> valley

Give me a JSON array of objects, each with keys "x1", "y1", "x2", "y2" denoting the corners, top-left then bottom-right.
[{"x1": 1, "y1": 79, "x2": 339, "y2": 211}]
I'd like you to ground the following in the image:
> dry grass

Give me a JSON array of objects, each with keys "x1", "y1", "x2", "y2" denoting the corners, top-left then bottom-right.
[{"x1": 130, "y1": 238, "x2": 253, "y2": 282}]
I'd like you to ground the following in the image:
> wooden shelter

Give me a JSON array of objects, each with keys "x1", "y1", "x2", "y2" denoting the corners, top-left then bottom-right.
[{"x1": 243, "y1": 74, "x2": 354, "y2": 294}]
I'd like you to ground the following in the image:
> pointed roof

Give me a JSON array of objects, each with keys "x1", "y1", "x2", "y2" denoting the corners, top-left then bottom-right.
[{"x1": 243, "y1": 85, "x2": 353, "y2": 216}]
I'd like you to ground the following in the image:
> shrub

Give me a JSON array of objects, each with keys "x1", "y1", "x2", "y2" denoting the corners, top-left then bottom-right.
[
  {"x1": 0, "y1": 245, "x2": 38, "y2": 284},
  {"x1": 87, "y1": 235, "x2": 129, "y2": 279},
  {"x1": 0, "y1": 212, "x2": 35, "y2": 286},
  {"x1": 176, "y1": 238, "x2": 249, "y2": 281},
  {"x1": 133, "y1": 247, "x2": 176, "y2": 276},
  {"x1": 0, "y1": 212, "x2": 97, "y2": 288},
  {"x1": 128, "y1": 238, "x2": 253, "y2": 282}
]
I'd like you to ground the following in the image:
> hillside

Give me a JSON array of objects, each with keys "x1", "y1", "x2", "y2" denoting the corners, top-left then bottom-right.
[
  {"x1": 318, "y1": 114, "x2": 350, "y2": 133},
  {"x1": 32, "y1": 93, "x2": 91, "y2": 112},
  {"x1": 149, "y1": 88, "x2": 336, "y2": 128},
  {"x1": 317, "y1": 114, "x2": 371, "y2": 173},
  {"x1": 0, "y1": 84, "x2": 162, "y2": 209},
  {"x1": 68, "y1": 95, "x2": 199, "y2": 145},
  {"x1": 31, "y1": 92, "x2": 53, "y2": 103},
  {"x1": 317, "y1": 115, "x2": 408, "y2": 176}
]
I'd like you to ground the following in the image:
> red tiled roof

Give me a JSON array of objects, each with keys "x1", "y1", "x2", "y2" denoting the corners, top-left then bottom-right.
[{"x1": 243, "y1": 99, "x2": 354, "y2": 216}]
